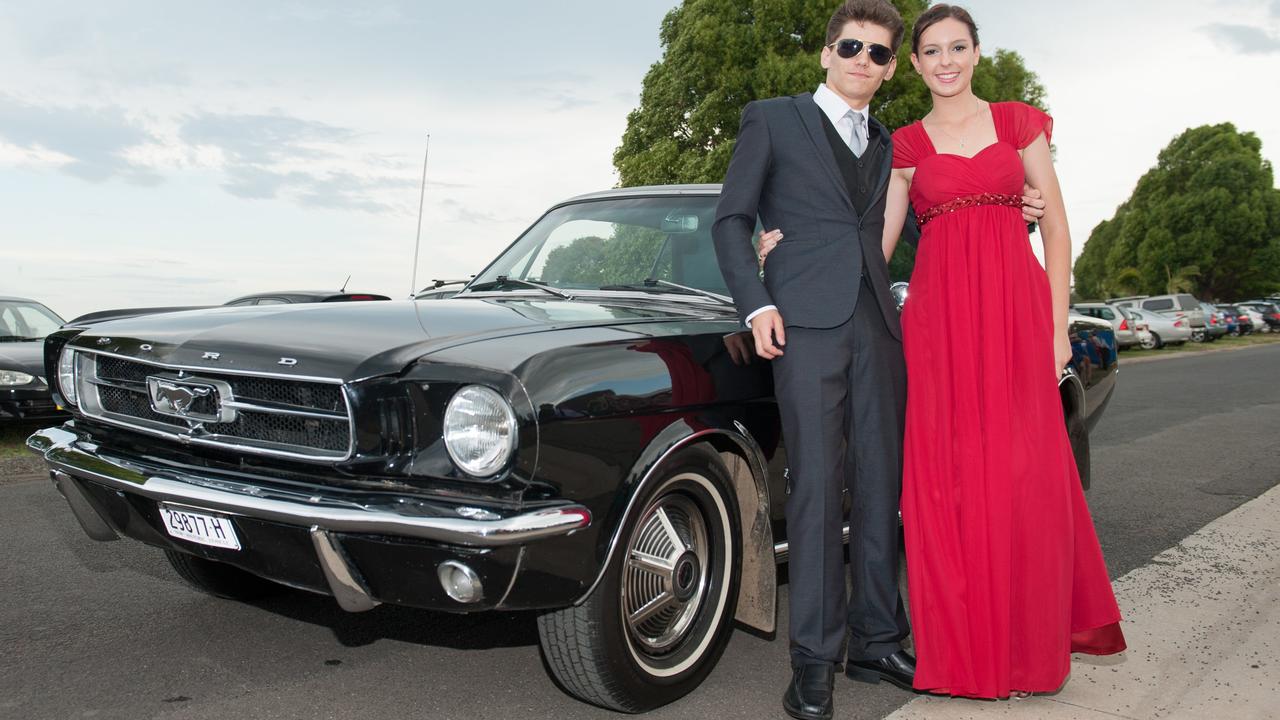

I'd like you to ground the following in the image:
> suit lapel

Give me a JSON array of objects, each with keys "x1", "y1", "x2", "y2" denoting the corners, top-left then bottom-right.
[
  {"x1": 793, "y1": 94, "x2": 855, "y2": 214},
  {"x1": 865, "y1": 115, "x2": 893, "y2": 211}
]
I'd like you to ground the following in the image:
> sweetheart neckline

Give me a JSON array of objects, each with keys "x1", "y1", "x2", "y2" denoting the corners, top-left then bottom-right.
[{"x1": 924, "y1": 141, "x2": 1012, "y2": 161}]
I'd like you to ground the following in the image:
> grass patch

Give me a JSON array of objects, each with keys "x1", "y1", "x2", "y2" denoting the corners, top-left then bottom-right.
[
  {"x1": 0, "y1": 421, "x2": 47, "y2": 459},
  {"x1": 1122, "y1": 331, "x2": 1280, "y2": 358}
]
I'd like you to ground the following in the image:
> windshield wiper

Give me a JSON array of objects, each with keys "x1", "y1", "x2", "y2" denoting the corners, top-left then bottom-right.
[
  {"x1": 463, "y1": 275, "x2": 574, "y2": 300},
  {"x1": 599, "y1": 278, "x2": 735, "y2": 307}
]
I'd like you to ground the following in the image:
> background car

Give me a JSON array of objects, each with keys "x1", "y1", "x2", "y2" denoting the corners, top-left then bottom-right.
[
  {"x1": 0, "y1": 297, "x2": 68, "y2": 421},
  {"x1": 1071, "y1": 302, "x2": 1140, "y2": 349},
  {"x1": 1199, "y1": 302, "x2": 1229, "y2": 341},
  {"x1": 1239, "y1": 301, "x2": 1280, "y2": 332},
  {"x1": 1219, "y1": 305, "x2": 1254, "y2": 335},
  {"x1": 1111, "y1": 294, "x2": 1207, "y2": 339},
  {"x1": 224, "y1": 290, "x2": 391, "y2": 306},
  {"x1": 1237, "y1": 304, "x2": 1268, "y2": 333},
  {"x1": 1126, "y1": 308, "x2": 1191, "y2": 349}
]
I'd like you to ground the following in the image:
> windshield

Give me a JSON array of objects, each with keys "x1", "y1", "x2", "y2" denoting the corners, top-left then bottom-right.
[
  {"x1": 470, "y1": 195, "x2": 736, "y2": 297},
  {"x1": 0, "y1": 300, "x2": 65, "y2": 341}
]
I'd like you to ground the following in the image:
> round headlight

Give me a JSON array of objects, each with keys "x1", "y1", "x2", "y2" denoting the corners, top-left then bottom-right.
[
  {"x1": 0, "y1": 370, "x2": 35, "y2": 386},
  {"x1": 57, "y1": 346, "x2": 78, "y2": 406},
  {"x1": 443, "y1": 385, "x2": 517, "y2": 477}
]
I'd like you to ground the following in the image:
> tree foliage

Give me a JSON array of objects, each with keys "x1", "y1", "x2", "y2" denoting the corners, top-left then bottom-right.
[
  {"x1": 613, "y1": 0, "x2": 1049, "y2": 281},
  {"x1": 1072, "y1": 123, "x2": 1280, "y2": 301}
]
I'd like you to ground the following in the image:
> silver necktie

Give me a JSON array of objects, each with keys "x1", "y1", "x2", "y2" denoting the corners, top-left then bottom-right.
[{"x1": 848, "y1": 110, "x2": 867, "y2": 157}]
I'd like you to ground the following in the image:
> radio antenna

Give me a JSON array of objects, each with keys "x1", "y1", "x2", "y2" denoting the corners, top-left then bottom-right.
[
  {"x1": 339, "y1": 274, "x2": 351, "y2": 292},
  {"x1": 409, "y1": 134, "x2": 431, "y2": 298}
]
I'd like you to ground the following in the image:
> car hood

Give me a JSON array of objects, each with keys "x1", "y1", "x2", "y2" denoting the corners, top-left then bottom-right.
[
  {"x1": 0, "y1": 342, "x2": 45, "y2": 377},
  {"x1": 68, "y1": 297, "x2": 729, "y2": 381}
]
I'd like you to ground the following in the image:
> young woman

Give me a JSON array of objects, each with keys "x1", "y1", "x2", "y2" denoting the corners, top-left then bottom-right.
[{"x1": 760, "y1": 3, "x2": 1126, "y2": 700}]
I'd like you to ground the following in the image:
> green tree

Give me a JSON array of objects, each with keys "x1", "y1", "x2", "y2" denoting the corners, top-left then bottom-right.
[
  {"x1": 613, "y1": 0, "x2": 1049, "y2": 282},
  {"x1": 1073, "y1": 124, "x2": 1280, "y2": 301}
]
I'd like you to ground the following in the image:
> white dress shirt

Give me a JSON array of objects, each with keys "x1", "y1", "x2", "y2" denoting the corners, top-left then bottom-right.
[{"x1": 744, "y1": 84, "x2": 869, "y2": 328}]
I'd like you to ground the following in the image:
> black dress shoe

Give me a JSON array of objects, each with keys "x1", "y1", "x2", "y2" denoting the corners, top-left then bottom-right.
[
  {"x1": 845, "y1": 650, "x2": 917, "y2": 691},
  {"x1": 783, "y1": 662, "x2": 834, "y2": 720}
]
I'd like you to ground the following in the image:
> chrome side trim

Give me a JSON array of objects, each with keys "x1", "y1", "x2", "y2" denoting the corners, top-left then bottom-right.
[
  {"x1": 573, "y1": 426, "x2": 773, "y2": 607},
  {"x1": 221, "y1": 400, "x2": 346, "y2": 420},
  {"x1": 28, "y1": 426, "x2": 591, "y2": 547},
  {"x1": 49, "y1": 470, "x2": 119, "y2": 541},
  {"x1": 310, "y1": 527, "x2": 380, "y2": 612},
  {"x1": 773, "y1": 524, "x2": 850, "y2": 564}
]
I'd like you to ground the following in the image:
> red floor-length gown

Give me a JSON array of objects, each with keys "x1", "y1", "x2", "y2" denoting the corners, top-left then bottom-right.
[{"x1": 894, "y1": 102, "x2": 1126, "y2": 698}]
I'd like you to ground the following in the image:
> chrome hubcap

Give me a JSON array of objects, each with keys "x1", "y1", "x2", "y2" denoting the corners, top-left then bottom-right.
[{"x1": 621, "y1": 493, "x2": 709, "y2": 654}]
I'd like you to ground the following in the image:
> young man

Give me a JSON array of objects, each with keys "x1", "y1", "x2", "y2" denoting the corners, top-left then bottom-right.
[{"x1": 713, "y1": 2, "x2": 1042, "y2": 717}]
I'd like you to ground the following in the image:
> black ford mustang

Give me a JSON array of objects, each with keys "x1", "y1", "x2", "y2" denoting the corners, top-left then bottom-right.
[{"x1": 28, "y1": 185, "x2": 1118, "y2": 712}]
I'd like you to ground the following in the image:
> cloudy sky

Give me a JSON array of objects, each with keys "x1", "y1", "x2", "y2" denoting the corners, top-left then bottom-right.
[{"x1": 3, "y1": 0, "x2": 1278, "y2": 320}]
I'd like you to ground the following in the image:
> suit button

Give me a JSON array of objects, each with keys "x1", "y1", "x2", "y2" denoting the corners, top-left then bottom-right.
[{"x1": 860, "y1": 186, "x2": 868, "y2": 193}]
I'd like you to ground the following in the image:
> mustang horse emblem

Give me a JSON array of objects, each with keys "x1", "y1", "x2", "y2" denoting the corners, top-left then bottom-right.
[{"x1": 148, "y1": 379, "x2": 216, "y2": 420}]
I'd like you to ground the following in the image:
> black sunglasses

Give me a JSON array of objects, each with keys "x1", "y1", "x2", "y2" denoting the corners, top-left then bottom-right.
[{"x1": 827, "y1": 38, "x2": 894, "y2": 66}]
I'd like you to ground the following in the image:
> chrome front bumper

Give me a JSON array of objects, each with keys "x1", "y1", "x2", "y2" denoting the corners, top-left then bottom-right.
[{"x1": 27, "y1": 424, "x2": 592, "y2": 612}]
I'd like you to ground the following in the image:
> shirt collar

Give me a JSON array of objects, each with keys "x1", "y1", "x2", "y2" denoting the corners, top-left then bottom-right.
[{"x1": 813, "y1": 84, "x2": 869, "y2": 129}]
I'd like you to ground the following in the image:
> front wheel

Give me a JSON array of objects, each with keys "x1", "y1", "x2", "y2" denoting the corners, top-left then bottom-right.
[
  {"x1": 1140, "y1": 333, "x2": 1158, "y2": 350},
  {"x1": 537, "y1": 445, "x2": 741, "y2": 713}
]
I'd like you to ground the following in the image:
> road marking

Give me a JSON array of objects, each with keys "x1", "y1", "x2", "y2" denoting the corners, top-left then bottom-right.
[{"x1": 886, "y1": 482, "x2": 1280, "y2": 719}]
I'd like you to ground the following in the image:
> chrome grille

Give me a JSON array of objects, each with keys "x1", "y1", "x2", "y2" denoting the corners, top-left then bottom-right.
[{"x1": 77, "y1": 351, "x2": 353, "y2": 461}]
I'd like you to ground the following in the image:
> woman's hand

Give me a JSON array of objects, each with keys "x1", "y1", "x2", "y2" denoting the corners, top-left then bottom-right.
[
  {"x1": 756, "y1": 229, "x2": 784, "y2": 268},
  {"x1": 1054, "y1": 327, "x2": 1072, "y2": 381}
]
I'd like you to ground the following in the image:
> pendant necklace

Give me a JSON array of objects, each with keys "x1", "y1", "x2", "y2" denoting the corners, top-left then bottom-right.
[{"x1": 933, "y1": 99, "x2": 983, "y2": 150}]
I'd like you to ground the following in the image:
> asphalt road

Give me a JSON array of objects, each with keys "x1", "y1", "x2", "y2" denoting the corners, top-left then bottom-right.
[{"x1": 4, "y1": 344, "x2": 1279, "y2": 720}]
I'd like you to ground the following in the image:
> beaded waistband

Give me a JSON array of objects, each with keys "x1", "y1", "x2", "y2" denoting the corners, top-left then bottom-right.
[{"x1": 917, "y1": 192, "x2": 1023, "y2": 227}]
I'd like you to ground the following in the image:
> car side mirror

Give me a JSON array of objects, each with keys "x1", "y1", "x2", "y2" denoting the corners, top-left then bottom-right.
[{"x1": 890, "y1": 282, "x2": 909, "y2": 312}]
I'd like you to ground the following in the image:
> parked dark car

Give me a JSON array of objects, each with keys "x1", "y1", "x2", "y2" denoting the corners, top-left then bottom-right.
[
  {"x1": 1, "y1": 297, "x2": 69, "y2": 421},
  {"x1": 1219, "y1": 305, "x2": 1254, "y2": 335},
  {"x1": 1240, "y1": 301, "x2": 1280, "y2": 331},
  {"x1": 224, "y1": 290, "x2": 391, "y2": 306},
  {"x1": 26, "y1": 185, "x2": 1119, "y2": 712}
]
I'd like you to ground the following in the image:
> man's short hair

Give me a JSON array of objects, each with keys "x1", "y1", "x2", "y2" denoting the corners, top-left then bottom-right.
[{"x1": 825, "y1": 0, "x2": 905, "y2": 53}]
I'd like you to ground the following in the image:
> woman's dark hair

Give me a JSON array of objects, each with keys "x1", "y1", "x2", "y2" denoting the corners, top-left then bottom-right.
[
  {"x1": 826, "y1": 0, "x2": 905, "y2": 53},
  {"x1": 911, "y1": 4, "x2": 980, "y2": 54}
]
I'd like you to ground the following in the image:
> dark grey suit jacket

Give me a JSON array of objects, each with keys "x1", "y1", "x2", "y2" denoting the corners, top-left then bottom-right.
[{"x1": 712, "y1": 93, "x2": 901, "y2": 339}]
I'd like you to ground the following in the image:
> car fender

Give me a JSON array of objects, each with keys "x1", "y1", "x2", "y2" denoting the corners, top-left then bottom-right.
[{"x1": 573, "y1": 413, "x2": 777, "y2": 634}]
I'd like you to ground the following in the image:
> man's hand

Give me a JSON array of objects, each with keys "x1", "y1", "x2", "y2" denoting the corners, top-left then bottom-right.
[
  {"x1": 751, "y1": 309, "x2": 786, "y2": 359},
  {"x1": 1021, "y1": 183, "x2": 1045, "y2": 224},
  {"x1": 723, "y1": 331, "x2": 755, "y2": 365}
]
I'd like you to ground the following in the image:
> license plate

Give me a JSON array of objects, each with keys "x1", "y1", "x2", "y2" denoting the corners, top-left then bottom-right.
[{"x1": 159, "y1": 504, "x2": 241, "y2": 550}]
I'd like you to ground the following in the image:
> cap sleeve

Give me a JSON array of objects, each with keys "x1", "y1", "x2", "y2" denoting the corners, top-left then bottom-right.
[
  {"x1": 1008, "y1": 101, "x2": 1053, "y2": 149},
  {"x1": 891, "y1": 124, "x2": 925, "y2": 169}
]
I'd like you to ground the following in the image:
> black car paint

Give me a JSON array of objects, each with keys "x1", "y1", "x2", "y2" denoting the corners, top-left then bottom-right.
[{"x1": 1, "y1": 342, "x2": 65, "y2": 421}]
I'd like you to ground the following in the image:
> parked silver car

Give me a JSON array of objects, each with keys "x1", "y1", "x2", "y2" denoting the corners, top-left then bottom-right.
[
  {"x1": 1110, "y1": 294, "x2": 1206, "y2": 336},
  {"x1": 1071, "y1": 302, "x2": 1140, "y2": 348},
  {"x1": 1126, "y1": 308, "x2": 1191, "y2": 349}
]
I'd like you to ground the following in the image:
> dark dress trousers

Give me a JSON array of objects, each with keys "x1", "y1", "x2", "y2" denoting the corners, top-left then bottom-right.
[{"x1": 712, "y1": 93, "x2": 909, "y2": 666}]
